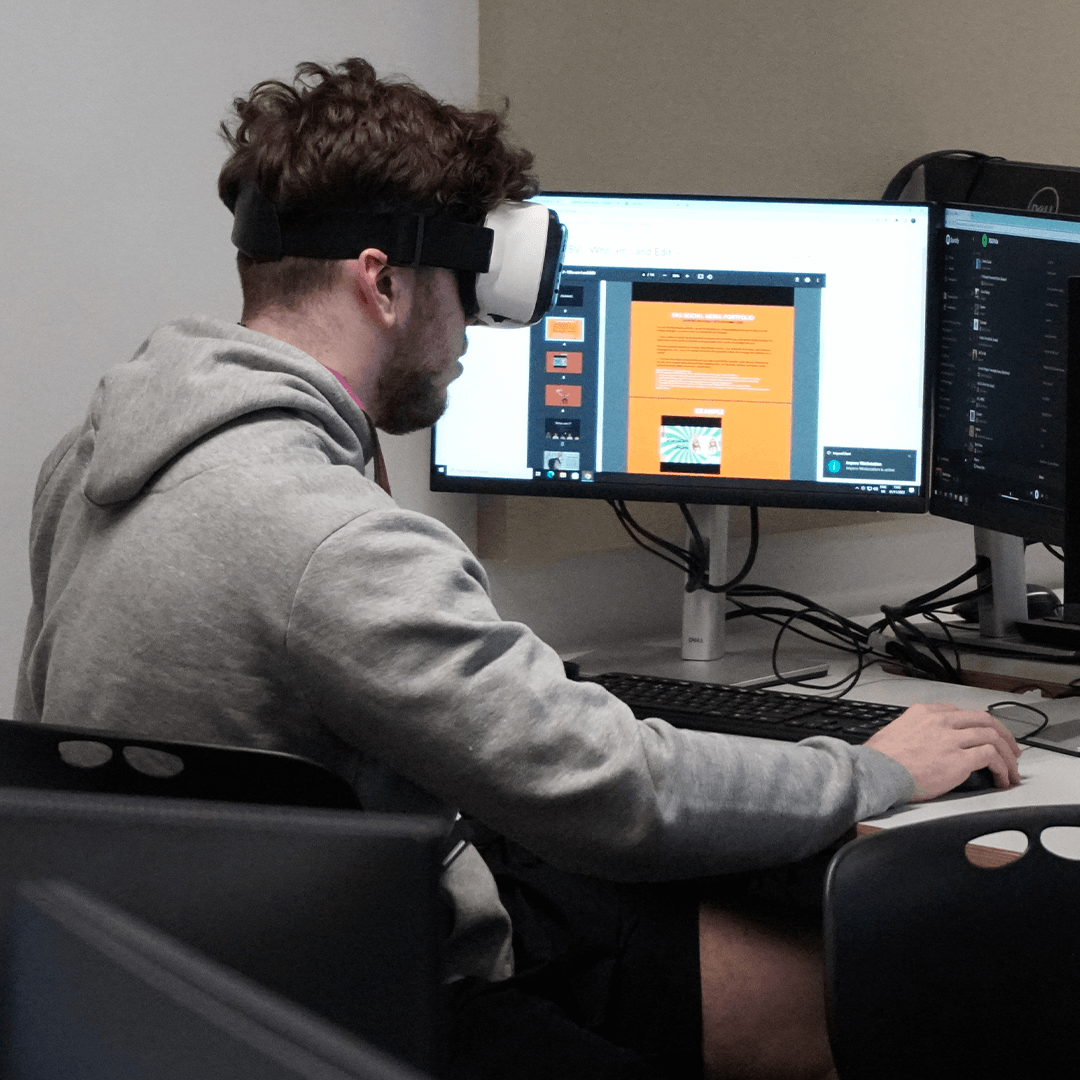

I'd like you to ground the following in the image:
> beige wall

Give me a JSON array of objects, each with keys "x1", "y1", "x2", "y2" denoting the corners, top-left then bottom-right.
[
  {"x1": 482, "y1": 0, "x2": 1080, "y2": 198},
  {"x1": 476, "y1": 0, "x2": 1080, "y2": 565}
]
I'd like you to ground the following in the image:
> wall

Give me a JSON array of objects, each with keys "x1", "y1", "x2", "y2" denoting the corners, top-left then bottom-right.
[
  {"x1": 5, "y1": 2, "x2": 1078, "y2": 709},
  {"x1": 471, "y1": 0, "x2": 1077, "y2": 647},
  {"x1": 480, "y1": 0, "x2": 1080, "y2": 200},
  {"x1": 0, "y1": 0, "x2": 479, "y2": 713}
]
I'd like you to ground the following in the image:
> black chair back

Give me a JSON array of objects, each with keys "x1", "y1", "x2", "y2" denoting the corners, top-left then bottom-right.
[
  {"x1": 0, "y1": 718, "x2": 360, "y2": 809},
  {"x1": 0, "y1": 789, "x2": 445, "y2": 1073},
  {"x1": 8, "y1": 877, "x2": 434, "y2": 1079},
  {"x1": 824, "y1": 805, "x2": 1080, "y2": 1079}
]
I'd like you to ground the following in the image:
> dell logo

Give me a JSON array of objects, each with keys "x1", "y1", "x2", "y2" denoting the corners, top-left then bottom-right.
[{"x1": 1028, "y1": 186, "x2": 1060, "y2": 214}]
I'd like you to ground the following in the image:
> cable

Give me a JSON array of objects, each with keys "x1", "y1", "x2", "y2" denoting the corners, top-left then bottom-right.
[
  {"x1": 767, "y1": 605, "x2": 878, "y2": 695},
  {"x1": 607, "y1": 498, "x2": 1023, "y2": 692},
  {"x1": 985, "y1": 699, "x2": 1080, "y2": 762},
  {"x1": 723, "y1": 584, "x2": 882, "y2": 695},
  {"x1": 875, "y1": 557, "x2": 990, "y2": 621},
  {"x1": 729, "y1": 557, "x2": 998, "y2": 692},
  {"x1": 607, "y1": 501, "x2": 760, "y2": 592},
  {"x1": 608, "y1": 500, "x2": 695, "y2": 576},
  {"x1": 987, "y1": 700, "x2": 1050, "y2": 742},
  {"x1": 607, "y1": 500, "x2": 879, "y2": 692},
  {"x1": 681, "y1": 504, "x2": 759, "y2": 593},
  {"x1": 863, "y1": 558, "x2": 993, "y2": 684},
  {"x1": 728, "y1": 584, "x2": 870, "y2": 642}
]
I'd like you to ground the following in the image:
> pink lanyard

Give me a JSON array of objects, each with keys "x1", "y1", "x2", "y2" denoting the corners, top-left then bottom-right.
[{"x1": 324, "y1": 367, "x2": 391, "y2": 495}]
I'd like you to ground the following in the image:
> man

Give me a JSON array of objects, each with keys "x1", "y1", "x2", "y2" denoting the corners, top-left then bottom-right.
[{"x1": 16, "y1": 59, "x2": 1021, "y2": 1079}]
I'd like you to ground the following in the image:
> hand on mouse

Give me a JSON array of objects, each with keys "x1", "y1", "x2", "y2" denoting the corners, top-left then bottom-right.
[{"x1": 864, "y1": 702, "x2": 1022, "y2": 802}]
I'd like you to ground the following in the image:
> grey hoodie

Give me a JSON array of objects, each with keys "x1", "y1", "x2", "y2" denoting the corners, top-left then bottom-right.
[{"x1": 15, "y1": 316, "x2": 914, "y2": 980}]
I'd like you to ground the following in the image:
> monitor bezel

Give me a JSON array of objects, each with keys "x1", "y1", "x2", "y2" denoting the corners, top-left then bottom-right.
[{"x1": 431, "y1": 191, "x2": 940, "y2": 513}]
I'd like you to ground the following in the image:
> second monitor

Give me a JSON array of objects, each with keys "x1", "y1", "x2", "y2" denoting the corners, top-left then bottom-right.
[{"x1": 931, "y1": 204, "x2": 1080, "y2": 548}]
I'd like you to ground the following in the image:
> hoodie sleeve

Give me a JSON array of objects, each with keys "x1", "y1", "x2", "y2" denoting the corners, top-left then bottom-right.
[{"x1": 285, "y1": 507, "x2": 914, "y2": 881}]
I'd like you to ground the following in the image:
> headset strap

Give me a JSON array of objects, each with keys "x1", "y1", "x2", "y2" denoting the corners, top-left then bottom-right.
[{"x1": 229, "y1": 182, "x2": 493, "y2": 271}]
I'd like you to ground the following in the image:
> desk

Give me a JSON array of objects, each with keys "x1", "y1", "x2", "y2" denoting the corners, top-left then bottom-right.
[
  {"x1": 570, "y1": 619, "x2": 1080, "y2": 863},
  {"x1": 835, "y1": 671, "x2": 1080, "y2": 861}
]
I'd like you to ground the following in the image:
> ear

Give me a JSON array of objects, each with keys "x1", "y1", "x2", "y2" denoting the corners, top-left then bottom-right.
[{"x1": 351, "y1": 248, "x2": 414, "y2": 330}]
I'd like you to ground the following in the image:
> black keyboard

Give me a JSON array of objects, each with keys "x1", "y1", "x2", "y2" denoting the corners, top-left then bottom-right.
[{"x1": 588, "y1": 671, "x2": 905, "y2": 745}]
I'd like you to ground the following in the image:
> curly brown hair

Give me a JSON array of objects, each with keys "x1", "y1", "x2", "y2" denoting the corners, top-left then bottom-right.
[{"x1": 219, "y1": 58, "x2": 538, "y2": 310}]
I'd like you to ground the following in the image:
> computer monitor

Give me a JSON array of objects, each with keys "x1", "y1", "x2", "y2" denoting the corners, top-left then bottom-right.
[
  {"x1": 433, "y1": 193, "x2": 936, "y2": 513},
  {"x1": 929, "y1": 205, "x2": 1080, "y2": 638},
  {"x1": 6, "y1": 878, "x2": 430, "y2": 1080},
  {"x1": 0, "y1": 790, "x2": 446, "y2": 1074},
  {"x1": 931, "y1": 204, "x2": 1080, "y2": 545}
]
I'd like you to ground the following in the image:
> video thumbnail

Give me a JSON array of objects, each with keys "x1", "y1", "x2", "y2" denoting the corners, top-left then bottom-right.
[
  {"x1": 546, "y1": 350, "x2": 584, "y2": 373},
  {"x1": 659, "y1": 415, "x2": 723, "y2": 474},
  {"x1": 546, "y1": 418, "x2": 581, "y2": 440}
]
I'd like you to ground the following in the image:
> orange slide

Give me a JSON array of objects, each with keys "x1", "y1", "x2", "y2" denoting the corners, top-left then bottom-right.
[{"x1": 625, "y1": 299, "x2": 795, "y2": 478}]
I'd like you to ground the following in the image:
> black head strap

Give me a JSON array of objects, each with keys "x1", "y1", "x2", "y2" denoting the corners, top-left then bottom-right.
[{"x1": 228, "y1": 182, "x2": 493, "y2": 272}]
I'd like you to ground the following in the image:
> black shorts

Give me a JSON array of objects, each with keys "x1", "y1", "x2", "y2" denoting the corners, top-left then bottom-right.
[
  {"x1": 444, "y1": 827, "x2": 845, "y2": 1080},
  {"x1": 446, "y1": 831, "x2": 703, "y2": 1080}
]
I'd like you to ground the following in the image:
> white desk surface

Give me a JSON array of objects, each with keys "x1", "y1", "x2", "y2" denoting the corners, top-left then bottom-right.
[{"x1": 569, "y1": 619, "x2": 1080, "y2": 854}]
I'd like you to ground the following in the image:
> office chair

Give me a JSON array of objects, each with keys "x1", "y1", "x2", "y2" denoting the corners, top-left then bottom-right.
[
  {"x1": 0, "y1": 717, "x2": 360, "y2": 809},
  {"x1": 7, "y1": 877, "x2": 434, "y2": 1080},
  {"x1": 823, "y1": 806, "x2": 1080, "y2": 1079},
  {"x1": 0, "y1": 788, "x2": 447, "y2": 1072}
]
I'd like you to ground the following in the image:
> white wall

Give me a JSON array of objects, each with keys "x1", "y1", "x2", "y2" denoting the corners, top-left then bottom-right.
[{"x1": 0, "y1": 0, "x2": 479, "y2": 713}]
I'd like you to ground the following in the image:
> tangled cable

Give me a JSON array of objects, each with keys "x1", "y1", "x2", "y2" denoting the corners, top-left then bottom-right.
[{"x1": 609, "y1": 500, "x2": 997, "y2": 695}]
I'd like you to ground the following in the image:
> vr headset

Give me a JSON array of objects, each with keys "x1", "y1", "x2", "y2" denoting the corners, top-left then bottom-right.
[{"x1": 226, "y1": 182, "x2": 567, "y2": 329}]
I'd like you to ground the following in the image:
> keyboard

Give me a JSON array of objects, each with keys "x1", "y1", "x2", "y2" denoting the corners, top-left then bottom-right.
[{"x1": 587, "y1": 671, "x2": 905, "y2": 745}]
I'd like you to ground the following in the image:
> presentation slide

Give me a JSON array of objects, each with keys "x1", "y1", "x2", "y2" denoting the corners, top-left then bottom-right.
[{"x1": 625, "y1": 297, "x2": 795, "y2": 478}]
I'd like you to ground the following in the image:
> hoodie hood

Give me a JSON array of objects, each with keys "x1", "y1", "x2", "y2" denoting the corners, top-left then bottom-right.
[{"x1": 82, "y1": 317, "x2": 374, "y2": 507}]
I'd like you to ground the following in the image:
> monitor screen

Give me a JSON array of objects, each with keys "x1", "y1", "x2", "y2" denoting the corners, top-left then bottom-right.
[
  {"x1": 930, "y1": 205, "x2": 1080, "y2": 546},
  {"x1": 432, "y1": 194, "x2": 934, "y2": 512}
]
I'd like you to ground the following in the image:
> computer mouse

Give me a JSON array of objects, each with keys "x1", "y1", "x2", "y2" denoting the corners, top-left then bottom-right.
[
  {"x1": 952, "y1": 584, "x2": 1061, "y2": 623},
  {"x1": 1026, "y1": 585, "x2": 1063, "y2": 620},
  {"x1": 953, "y1": 767, "x2": 997, "y2": 793}
]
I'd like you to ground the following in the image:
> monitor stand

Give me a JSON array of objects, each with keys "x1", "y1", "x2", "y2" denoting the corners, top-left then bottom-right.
[
  {"x1": 1014, "y1": 542, "x2": 1080, "y2": 647},
  {"x1": 973, "y1": 527, "x2": 1028, "y2": 637},
  {"x1": 681, "y1": 504, "x2": 729, "y2": 661},
  {"x1": 920, "y1": 527, "x2": 1073, "y2": 657}
]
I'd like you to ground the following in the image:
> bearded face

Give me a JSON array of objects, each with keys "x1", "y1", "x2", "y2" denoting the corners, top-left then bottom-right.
[{"x1": 372, "y1": 269, "x2": 467, "y2": 435}]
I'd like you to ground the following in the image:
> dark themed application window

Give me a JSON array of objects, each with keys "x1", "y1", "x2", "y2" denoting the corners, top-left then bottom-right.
[{"x1": 932, "y1": 207, "x2": 1080, "y2": 541}]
